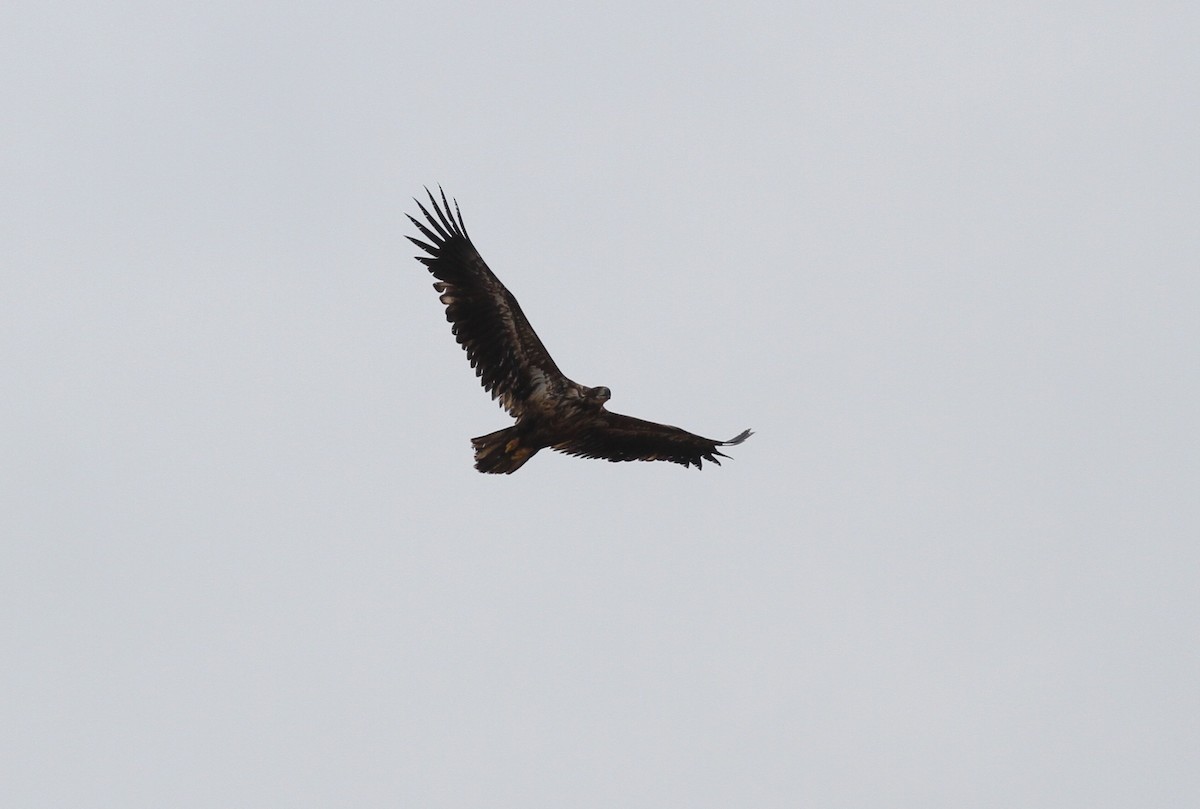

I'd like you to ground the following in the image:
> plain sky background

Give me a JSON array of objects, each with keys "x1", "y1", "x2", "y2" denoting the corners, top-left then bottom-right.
[{"x1": 3, "y1": 2, "x2": 1198, "y2": 806}]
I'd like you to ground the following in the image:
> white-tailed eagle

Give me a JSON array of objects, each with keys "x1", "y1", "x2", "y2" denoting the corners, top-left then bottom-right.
[{"x1": 409, "y1": 188, "x2": 752, "y2": 474}]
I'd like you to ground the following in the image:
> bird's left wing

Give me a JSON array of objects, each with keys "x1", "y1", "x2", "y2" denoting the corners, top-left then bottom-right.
[
  {"x1": 408, "y1": 188, "x2": 566, "y2": 417},
  {"x1": 552, "y1": 412, "x2": 752, "y2": 469}
]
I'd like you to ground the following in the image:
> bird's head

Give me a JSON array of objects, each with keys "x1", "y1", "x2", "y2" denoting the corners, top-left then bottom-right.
[{"x1": 587, "y1": 386, "x2": 612, "y2": 405}]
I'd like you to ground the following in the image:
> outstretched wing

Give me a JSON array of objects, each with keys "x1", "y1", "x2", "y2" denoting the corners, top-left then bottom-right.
[
  {"x1": 408, "y1": 188, "x2": 565, "y2": 416},
  {"x1": 552, "y1": 412, "x2": 752, "y2": 469}
]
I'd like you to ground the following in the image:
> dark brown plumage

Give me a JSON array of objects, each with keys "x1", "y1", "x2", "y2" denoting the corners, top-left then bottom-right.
[{"x1": 409, "y1": 188, "x2": 751, "y2": 474}]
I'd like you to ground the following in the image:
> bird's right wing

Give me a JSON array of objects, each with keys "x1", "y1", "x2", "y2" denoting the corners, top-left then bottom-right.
[{"x1": 408, "y1": 188, "x2": 566, "y2": 417}]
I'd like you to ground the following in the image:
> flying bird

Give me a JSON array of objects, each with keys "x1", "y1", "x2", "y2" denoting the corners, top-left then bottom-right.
[{"x1": 409, "y1": 188, "x2": 752, "y2": 474}]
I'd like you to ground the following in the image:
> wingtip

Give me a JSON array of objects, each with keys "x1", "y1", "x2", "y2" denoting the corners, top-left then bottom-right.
[
  {"x1": 721, "y1": 429, "x2": 753, "y2": 446},
  {"x1": 416, "y1": 185, "x2": 464, "y2": 238}
]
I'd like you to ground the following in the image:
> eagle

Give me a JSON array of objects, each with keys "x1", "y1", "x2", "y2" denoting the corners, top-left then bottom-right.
[{"x1": 409, "y1": 188, "x2": 752, "y2": 474}]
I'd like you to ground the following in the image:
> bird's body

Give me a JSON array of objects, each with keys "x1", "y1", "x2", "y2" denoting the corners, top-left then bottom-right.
[{"x1": 409, "y1": 188, "x2": 751, "y2": 474}]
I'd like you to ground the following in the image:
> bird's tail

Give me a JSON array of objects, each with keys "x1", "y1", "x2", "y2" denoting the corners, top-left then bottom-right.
[{"x1": 471, "y1": 426, "x2": 539, "y2": 474}]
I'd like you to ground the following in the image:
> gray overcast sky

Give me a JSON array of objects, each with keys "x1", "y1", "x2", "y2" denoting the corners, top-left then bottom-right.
[{"x1": 3, "y1": 2, "x2": 1198, "y2": 806}]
